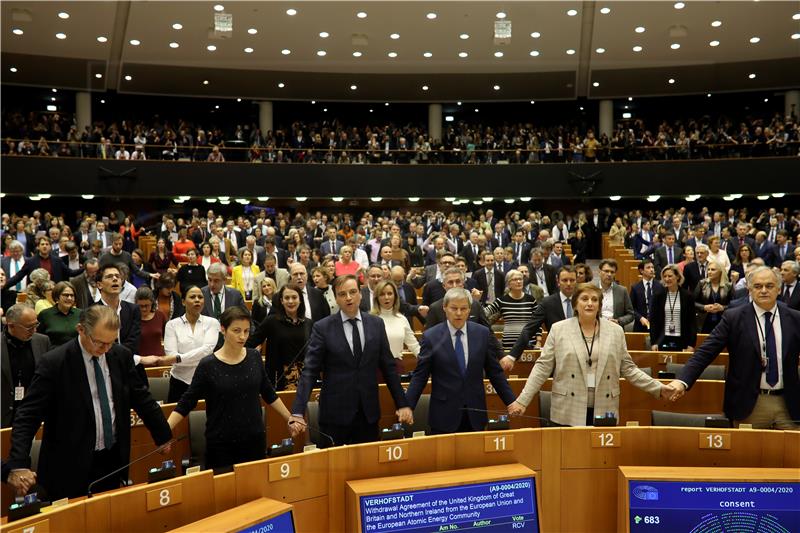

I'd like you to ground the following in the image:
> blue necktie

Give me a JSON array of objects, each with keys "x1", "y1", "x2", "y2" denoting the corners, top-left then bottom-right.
[
  {"x1": 92, "y1": 357, "x2": 115, "y2": 449},
  {"x1": 14, "y1": 259, "x2": 22, "y2": 291},
  {"x1": 564, "y1": 297, "x2": 573, "y2": 318},
  {"x1": 764, "y1": 312, "x2": 778, "y2": 387},
  {"x1": 454, "y1": 330, "x2": 466, "y2": 375},
  {"x1": 667, "y1": 248, "x2": 673, "y2": 264}
]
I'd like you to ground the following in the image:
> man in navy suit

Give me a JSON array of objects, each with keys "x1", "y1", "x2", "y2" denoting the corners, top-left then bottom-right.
[
  {"x1": 510, "y1": 231, "x2": 531, "y2": 268},
  {"x1": 405, "y1": 287, "x2": 515, "y2": 434},
  {"x1": 670, "y1": 266, "x2": 800, "y2": 429},
  {"x1": 630, "y1": 259, "x2": 664, "y2": 333},
  {"x1": 472, "y1": 251, "x2": 505, "y2": 304},
  {"x1": 290, "y1": 275, "x2": 412, "y2": 446},
  {"x1": 773, "y1": 231, "x2": 796, "y2": 268},
  {"x1": 319, "y1": 227, "x2": 343, "y2": 258},
  {"x1": 752, "y1": 231, "x2": 775, "y2": 266}
]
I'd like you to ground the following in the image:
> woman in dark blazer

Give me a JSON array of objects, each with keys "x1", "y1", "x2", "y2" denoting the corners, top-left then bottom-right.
[
  {"x1": 650, "y1": 264, "x2": 697, "y2": 352},
  {"x1": 568, "y1": 229, "x2": 588, "y2": 265}
]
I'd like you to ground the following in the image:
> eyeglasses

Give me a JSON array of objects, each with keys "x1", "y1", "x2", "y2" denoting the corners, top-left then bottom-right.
[
  {"x1": 13, "y1": 322, "x2": 39, "y2": 332},
  {"x1": 87, "y1": 334, "x2": 115, "y2": 349},
  {"x1": 102, "y1": 274, "x2": 121, "y2": 280},
  {"x1": 60, "y1": 293, "x2": 75, "y2": 299}
]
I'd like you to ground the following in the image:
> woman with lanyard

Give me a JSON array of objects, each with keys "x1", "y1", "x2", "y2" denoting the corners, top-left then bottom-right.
[
  {"x1": 168, "y1": 306, "x2": 294, "y2": 473},
  {"x1": 245, "y1": 284, "x2": 311, "y2": 391},
  {"x1": 230, "y1": 248, "x2": 260, "y2": 301},
  {"x1": 509, "y1": 283, "x2": 671, "y2": 426},
  {"x1": 649, "y1": 265, "x2": 697, "y2": 352},
  {"x1": 161, "y1": 285, "x2": 220, "y2": 402}
]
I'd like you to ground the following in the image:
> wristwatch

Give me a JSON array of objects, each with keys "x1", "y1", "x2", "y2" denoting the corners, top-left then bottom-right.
[{"x1": 175, "y1": 355, "x2": 182, "y2": 364}]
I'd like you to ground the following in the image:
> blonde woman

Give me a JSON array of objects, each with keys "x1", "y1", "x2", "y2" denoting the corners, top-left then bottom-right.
[
  {"x1": 694, "y1": 260, "x2": 732, "y2": 333},
  {"x1": 371, "y1": 280, "x2": 420, "y2": 368}
]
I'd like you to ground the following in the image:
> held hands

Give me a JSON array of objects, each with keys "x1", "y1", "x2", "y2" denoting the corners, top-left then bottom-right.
[
  {"x1": 159, "y1": 441, "x2": 173, "y2": 455},
  {"x1": 666, "y1": 380, "x2": 686, "y2": 402},
  {"x1": 470, "y1": 288, "x2": 483, "y2": 301},
  {"x1": 8, "y1": 469, "x2": 37, "y2": 497},
  {"x1": 288, "y1": 415, "x2": 307, "y2": 438},
  {"x1": 396, "y1": 407, "x2": 414, "y2": 426},
  {"x1": 507, "y1": 401, "x2": 526, "y2": 417},
  {"x1": 639, "y1": 317, "x2": 650, "y2": 329},
  {"x1": 499, "y1": 356, "x2": 515, "y2": 372},
  {"x1": 417, "y1": 306, "x2": 429, "y2": 318},
  {"x1": 139, "y1": 355, "x2": 161, "y2": 366}
]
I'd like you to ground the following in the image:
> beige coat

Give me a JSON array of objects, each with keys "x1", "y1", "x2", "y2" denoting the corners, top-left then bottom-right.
[{"x1": 516, "y1": 317, "x2": 662, "y2": 426}]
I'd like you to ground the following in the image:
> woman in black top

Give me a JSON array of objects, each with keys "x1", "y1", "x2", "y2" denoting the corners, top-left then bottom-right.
[
  {"x1": 175, "y1": 249, "x2": 207, "y2": 297},
  {"x1": 404, "y1": 234, "x2": 425, "y2": 268},
  {"x1": 649, "y1": 265, "x2": 697, "y2": 352},
  {"x1": 246, "y1": 284, "x2": 312, "y2": 391},
  {"x1": 168, "y1": 307, "x2": 293, "y2": 473}
]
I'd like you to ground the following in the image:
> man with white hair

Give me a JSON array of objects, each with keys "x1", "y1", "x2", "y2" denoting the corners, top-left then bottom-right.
[
  {"x1": 670, "y1": 266, "x2": 800, "y2": 429},
  {"x1": 780, "y1": 261, "x2": 800, "y2": 311}
]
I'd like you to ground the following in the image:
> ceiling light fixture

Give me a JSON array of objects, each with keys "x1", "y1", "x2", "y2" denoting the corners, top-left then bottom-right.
[
  {"x1": 56, "y1": 32, "x2": 67, "y2": 39},
  {"x1": 124, "y1": 75, "x2": 132, "y2": 81},
  {"x1": 609, "y1": 196, "x2": 621, "y2": 201},
  {"x1": 635, "y1": 26, "x2": 646, "y2": 33},
  {"x1": 496, "y1": 12, "x2": 507, "y2": 19},
  {"x1": 593, "y1": 82, "x2": 600, "y2": 87},
  {"x1": 248, "y1": 28, "x2": 257, "y2": 35},
  {"x1": 278, "y1": 82, "x2": 285, "y2": 88},
  {"x1": 422, "y1": 85, "x2": 429, "y2": 91},
  {"x1": 749, "y1": 36, "x2": 760, "y2": 43},
  {"x1": 458, "y1": 52, "x2": 468, "y2": 58},
  {"x1": 566, "y1": 49, "x2": 576, "y2": 55},
  {"x1": 567, "y1": 9, "x2": 578, "y2": 16},
  {"x1": 214, "y1": 4, "x2": 225, "y2": 12},
  {"x1": 356, "y1": 11, "x2": 367, "y2": 19},
  {"x1": 668, "y1": 78, "x2": 675, "y2": 84},
  {"x1": 792, "y1": 33, "x2": 800, "y2": 40},
  {"x1": 207, "y1": 44, "x2": 217, "y2": 51},
  {"x1": 390, "y1": 33, "x2": 400, "y2": 39},
  {"x1": 709, "y1": 40, "x2": 720, "y2": 47},
  {"x1": 711, "y1": 20, "x2": 722, "y2": 27},
  {"x1": 748, "y1": 73, "x2": 756, "y2": 79},
  {"x1": 423, "y1": 51, "x2": 432, "y2": 58},
  {"x1": 793, "y1": 13, "x2": 800, "y2": 20},
  {"x1": 12, "y1": 28, "x2": 23, "y2": 35},
  {"x1": 670, "y1": 43, "x2": 681, "y2": 49},
  {"x1": 170, "y1": 42, "x2": 179, "y2": 48},
  {"x1": 595, "y1": 47, "x2": 605, "y2": 53},
  {"x1": 426, "y1": 12, "x2": 437, "y2": 19},
  {"x1": 317, "y1": 50, "x2": 327, "y2": 56},
  {"x1": 529, "y1": 50, "x2": 540, "y2": 56},
  {"x1": 531, "y1": 32, "x2": 541, "y2": 38},
  {"x1": 673, "y1": 2, "x2": 685, "y2": 9},
  {"x1": 281, "y1": 48, "x2": 291, "y2": 55},
  {"x1": 352, "y1": 51, "x2": 362, "y2": 57},
  {"x1": 237, "y1": 98, "x2": 242, "y2": 102},
  {"x1": 203, "y1": 80, "x2": 209, "y2": 85},
  {"x1": 130, "y1": 39, "x2": 141, "y2": 46},
  {"x1": 494, "y1": 51, "x2": 504, "y2": 58},
  {"x1": 520, "y1": 197, "x2": 532, "y2": 202},
  {"x1": 244, "y1": 47, "x2": 253, "y2": 53},
  {"x1": 172, "y1": 23, "x2": 183, "y2": 30},
  {"x1": 97, "y1": 36, "x2": 109, "y2": 43},
  {"x1": 350, "y1": 84, "x2": 357, "y2": 90},
  {"x1": 95, "y1": 73, "x2": 103, "y2": 79},
  {"x1": 58, "y1": 11, "x2": 70, "y2": 19},
  {"x1": 286, "y1": 8, "x2": 297, "y2": 16},
  {"x1": 388, "y1": 51, "x2": 398, "y2": 58},
  {"x1": 460, "y1": 33, "x2": 469, "y2": 39},
  {"x1": 319, "y1": 31, "x2": 329, "y2": 38},
  {"x1": 493, "y1": 85, "x2": 500, "y2": 90},
  {"x1": 632, "y1": 45, "x2": 643, "y2": 52},
  {"x1": 600, "y1": 7, "x2": 611, "y2": 14}
]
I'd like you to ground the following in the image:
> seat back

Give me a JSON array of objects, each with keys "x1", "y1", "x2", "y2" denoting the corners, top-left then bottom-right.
[
  {"x1": 538, "y1": 391, "x2": 552, "y2": 426},
  {"x1": 408, "y1": 394, "x2": 430, "y2": 436},
  {"x1": 651, "y1": 410, "x2": 724, "y2": 427},
  {"x1": 188, "y1": 410, "x2": 207, "y2": 468},
  {"x1": 666, "y1": 362, "x2": 725, "y2": 380},
  {"x1": 148, "y1": 377, "x2": 170, "y2": 402}
]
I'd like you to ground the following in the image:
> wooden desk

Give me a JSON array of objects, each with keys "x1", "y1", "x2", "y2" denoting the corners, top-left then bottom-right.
[{"x1": 168, "y1": 497, "x2": 294, "y2": 533}]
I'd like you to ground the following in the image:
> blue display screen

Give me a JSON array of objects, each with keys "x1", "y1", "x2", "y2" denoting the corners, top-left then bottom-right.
[
  {"x1": 359, "y1": 478, "x2": 539, "y2": 532},
  {"x1": 628, "y1": 481, "x2": 799, "y2": 532},
  {"x1": 238, "y1": 510, "x2": 295, "y2": 533}
]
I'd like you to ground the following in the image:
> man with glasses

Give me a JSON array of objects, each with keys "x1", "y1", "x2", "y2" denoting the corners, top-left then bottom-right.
[
  {"x1": 597, "y1": 259, "x2": 635, "y2": 327},
  {"x1": 1, "y1": 303, "x2": 51, "y2": 427},
  {"x1": 669, "y1": 266, "x2": 800, "y2": 429},
  {"x1": 5, "y1": 306, "x2": 172, "y2": 499}
]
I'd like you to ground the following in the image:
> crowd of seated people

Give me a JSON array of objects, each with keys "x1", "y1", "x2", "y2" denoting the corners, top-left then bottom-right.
[{"x1": 3, "y1": 104, "x2": 798, "y2": 164}]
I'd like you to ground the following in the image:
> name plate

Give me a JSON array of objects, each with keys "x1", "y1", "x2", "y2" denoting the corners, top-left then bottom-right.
[
  {"x1": 269, "y1": 459, "x2": 301, "y2": 481},
  {"x1": 146, "y1": 483, "x2": 183, "y2": 511},
  {"x1": 379, "y1": 443, "x2": 409, "y2": 463},
  {"x1": 591, "y1": 430, "x2": 621, "y2": 448},
  {"x1": 699, "y1": 432, "x2": 731, "y2": 450},
  {"x1": 9, "y1": 519, "x2": 50, "y2": 533},
  {"x1": 485, "y1": 434, "x2": 515, "y2": 452}
]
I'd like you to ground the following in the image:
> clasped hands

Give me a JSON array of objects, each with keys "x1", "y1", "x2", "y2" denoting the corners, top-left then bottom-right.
[
  {"x1": 7, "y1": 469, "x2": 37, "y2": 497},
  {"x1": 287, "y1": 415, "x2": 308, "y2": 439},
  {"x1": 662, "y1": 380, "x2": 687, "y2": 402}
]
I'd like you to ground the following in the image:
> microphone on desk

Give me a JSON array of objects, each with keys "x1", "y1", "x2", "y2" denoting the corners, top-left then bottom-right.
[
  {"x1": 460, "y1": 407, "x2": 556, "y2": 427},
  {"x1": 87, "y1": 434, "x2": 188, "y2": 498}
]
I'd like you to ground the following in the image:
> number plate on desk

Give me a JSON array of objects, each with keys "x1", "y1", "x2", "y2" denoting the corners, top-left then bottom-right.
[
  {"x1": 146, "y1": 484, "x2": 182, "y2": 511},
  {"x1": 269, "y1": 459, "x2": 300, "y2": 481},
  {"x1": 591, "y1": 431, "x2": 621, "y2": 448},
  {"x1": 8, "y1": 519, "x2": 49, "y2": 533},
  {"x1": 379, "y1": 443, "x2": 409, "y2": 463},
  {"x1": 485, "y1": 434, "x2": 514, "y2": 452},
  {"x1": 699, "y1": 432, "x2": 731, "y2": 450}
]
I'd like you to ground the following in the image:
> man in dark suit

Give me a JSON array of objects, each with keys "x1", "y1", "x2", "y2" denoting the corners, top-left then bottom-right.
[
  {"x1": 773, "y1": 231, "x2": 796, "y2": 268},
  {"x1": 653, "y1": 233, "x2": 683, "y2": 279},
  {"x1": 11, "y1": 221, "x2": 36, "y2": 257},
  {"x1": 360, "y1": 264, "x2": 386, "y2": 312},
  {"x1": 390, "y1": 265, "x2": 427, "y2": 326},
  {"x1": 239, "y1": 235, "x2": 267, "y2": 269},
  {"x1": 262, "y1": 237, "x2": 287, "y2": 269},
  {"x1": 507, "y1": 266, "x2": 576, "y2": 363},
  {"x1": 1, "y1": 241, "x2": 29, "y2": 294},
  {"x1": 289, "y1": 275, "x2": 412, "y2": 446},
  {"x1": 752, "y1": 232, "x2": 775, "y2": 266},
  {"x1": 780, "y1": 260, "x2": 800, "y2": 311},
  {"x1": 288, "y1": 262, "x2": 330, "y2": 323},
  {"x1": 88, "y1": 221, "x2": 113, "y2": 252},
  {"x1": 510, "y1": 231, "x2": 531, "y2": 268},
  {"x1": 472, "y1": 251, "x2": 505, "y2": 304},
  {"x1": 528, "y1": 249, "x2": 557, "y2": 297},
  {"x1": 319, "y1": 227, "x2": 343, "y2": 258},
  {"x1": 201, "y1": 262, "x2": 246, "y2": 320},
  {"x1": 4, "y1": 237, "x2": 83, "y2": 287},
  {"x1": 1, "y1": 304, "x2": 52, "y2": 427},
  {"x1": 405, "y1": 287, "x2": 515, "y2": 434},
  {"x1": 731, "y1": 223, "x2": 756, "y2": 256},
  {"x1": 5, "y1": 306, "x2": 172, "y2": 499},
  {"x1": 683, "y1": 244, "x2": 710, "y2": 294},
  {"x1": 630, "y1": 259, "x2": 664, "y2": 333},
  {"x1": 685, "y1": 225, "x2": 708, "y2": 251},
  {"x1": 670, "y1": 266, "x2": 800, "y2": 429},
  {"x1": 71, "y1": 259, "x2": 101, "y2": 311},
  {"x1": 462, "y1": 232, "x2": 482, "y2": 272}
]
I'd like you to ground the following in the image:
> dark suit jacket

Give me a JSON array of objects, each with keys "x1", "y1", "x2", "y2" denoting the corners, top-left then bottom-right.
[
  {"x1": 305, "y1": 286, "x2": 332, "y2": 322},
  {"x1": 5, "y1": 252, "x2": 83, "y2": 287},
  {"x1": 630, "y1": 279, "x2": 664, "y2": 333},
  {"x1": 773, "y1": 244, "x2": 796, "y2": 267},
  {"x1": 473, "y1": 267, "x2": 505, "y2": 304},
  {"x1": 510, "y1": 242, "x2": 531, "y2": 267},
  {"x1": 91, "y1": 300, "x2": 141, "y2": 356},
  {"x1": 508, "y1": 294, "x2": 564, "y2": 359},
  {"x1": 1, "y1": 332, "x2": 52, "y2": 427},
  {"x1": 422, "y1": 280, "x2": 445, "y2": 307},
  {"x1": 753, "y1": 240, "x2": 775, "y2": 264},
  {"x1": 462, "y1": 245, "x2": 482, "y2": 272},
  {"x1": 200, "y1": 286, "x2": 246, "y2": 318},
  {"x1": 678, "y1": 302, "x2": 800, "y2": 422},
  {"x1": 291, "y1": 312, "x2": 408, "y2": 426},
  {"x1": 424, "y1": 298, "x2": 503, "y2": 355},
  {"x1": 783, "y1": 284, "x2": 800, "y2": 311},
  {"x1": 405, "y1": 322, "x2": 515, "y2": 433},
  {"x1": 528, "y1": 264, "x2": 558, "y2": 295},
  {"x1": 320, "y1": 240, "x2": 343, "y2": 257},
  {"x1": 682, "y1": 261, "x2": 704, "y2": 294},
  {"x1": 6, "y1": 339, "x2": 171, "y2": 499},
  {"x1": 653, "y1": 245, "x2": 684, "y2": 278},
  {"x1": 70, "y1": 272, "x2": 94, "y2": 311},
  {"x1": 649, "y1": 289, "x2": 697, "y2": 350}
]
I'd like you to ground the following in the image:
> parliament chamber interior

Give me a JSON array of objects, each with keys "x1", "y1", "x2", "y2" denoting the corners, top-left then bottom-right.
[{"x1": 1, "y1": 1, "x2": 799, "y2": 532}]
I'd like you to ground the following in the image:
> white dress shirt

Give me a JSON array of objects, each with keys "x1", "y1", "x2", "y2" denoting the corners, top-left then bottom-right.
[
  {"x1": 446, "y1": 321, "x2": 469, "y2": 368},
  {"x1": 378, "y1": 309, "x2": 420, "y2": 358},
  {"x1": 601, "y1": 285, "x2": 615, "y2": 320},
  {"x1": 79, "y1": 338, "x2": 117, "y2": 451},
  {"x1": 164, "y1": 314, "x2": 221, "y2": 385},
  {"x1": 753, "y1": 303, "x2": 783, "y2": 390}
]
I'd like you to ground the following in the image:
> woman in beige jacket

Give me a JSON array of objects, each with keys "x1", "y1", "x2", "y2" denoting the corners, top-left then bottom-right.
[{"x1": 508, "y1": 283, "x2": 672, "y2": 426}]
